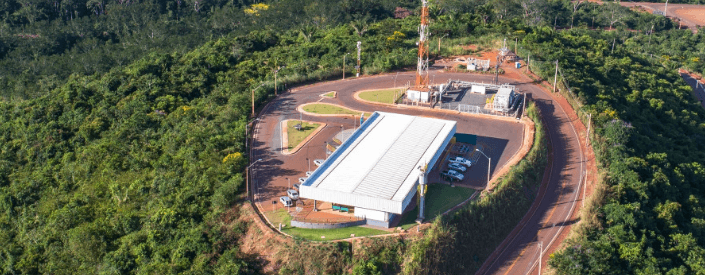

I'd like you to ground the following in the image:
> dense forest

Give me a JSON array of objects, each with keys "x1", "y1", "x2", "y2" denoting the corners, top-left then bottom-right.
[{"x1": 1, "y1": 0, "x2": 705, "y2": 274}]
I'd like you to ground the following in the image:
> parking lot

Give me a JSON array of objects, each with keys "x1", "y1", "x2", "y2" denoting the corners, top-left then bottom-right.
[{"x1": 427, "y1": 136, "x2": 509, "y2": 190}]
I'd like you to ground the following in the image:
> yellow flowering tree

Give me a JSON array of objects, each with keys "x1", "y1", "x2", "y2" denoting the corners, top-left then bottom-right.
[{"x1": 244, "y1": 3, "x2": 269, "y2": 16}]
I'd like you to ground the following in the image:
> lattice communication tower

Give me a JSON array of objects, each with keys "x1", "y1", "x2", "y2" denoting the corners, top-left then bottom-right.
[{"x1": 415, "y1": 0, "x2": 430, "y2": 88}]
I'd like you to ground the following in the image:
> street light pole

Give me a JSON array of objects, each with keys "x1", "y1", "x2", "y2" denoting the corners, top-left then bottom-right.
[
  {"x1": 476, "y1": 149, "x2": 491, "y2": 186},
  {"x1": 246, "y1": 159, "x2": 263, "y2": 200},
  {"x1": 273, "y1": 66, "x2": 284, "y2": 96},
  {"x1": 251, "y1": 83, "x2": 265, "y2": 117},
  {"x1": 343, "y1": 53, "x2": 350, "y2": 80}
]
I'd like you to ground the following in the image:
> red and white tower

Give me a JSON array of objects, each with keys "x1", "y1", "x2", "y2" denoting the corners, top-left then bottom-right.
[{"x1": 415, "y1": 0, "x2": 430, "y2": 88}]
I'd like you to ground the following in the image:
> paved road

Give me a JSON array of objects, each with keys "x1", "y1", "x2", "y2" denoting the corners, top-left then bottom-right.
[{"x1": 250, "y1": 71, "x2": 585, "y2": 275}]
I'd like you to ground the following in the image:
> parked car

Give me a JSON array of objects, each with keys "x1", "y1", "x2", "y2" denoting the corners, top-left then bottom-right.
[
  {"x1": 440, "y1": 170, "x2": 464, "y2": 181},
  {"x1": 298, "y1": 177, "x2": 308, "y2": 184},
  {"x1": 292, "y1": 183, "x2": 300, "y2": 190},
  {"x1": 314, "y1": 159, "x2": 325, "y2": 166},
  {"x1": 280, "y1": 196, "x2": 293, "y2": 207},
  {"x1": 448, "y1": 162, "x2": 467, "y2": 172},
  {"x1": 449, "y1": 156, "x2": 473, "y2": 167},
  {"x1": 287, "y1": 189, "x2": 299, "y2": 200},
  {"x1": 305, "y1": 171, "x2": 313, "y2": 177}
]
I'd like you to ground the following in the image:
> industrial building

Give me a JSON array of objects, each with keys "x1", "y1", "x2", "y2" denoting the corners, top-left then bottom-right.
[{"x1": 299, "y1": 112, "x2": 457, "y2": 228}]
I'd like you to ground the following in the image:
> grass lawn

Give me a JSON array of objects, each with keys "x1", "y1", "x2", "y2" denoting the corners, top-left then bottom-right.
[
  {"x1": 266, "y1": 208, "x2": 293, "y2": 226},
  {"x1": 283, "y1": 226, "x2": 388, "y2": 241},
  {"x1": 398, "y1": 183, "x2": 476, "y2": 229},
  {"x1": 287, "y1": 120, "x2": 320, "y2": 149},
  {"x1": 358, "y1": 88, "x2": 404, "y2": 104},
  {"x1": 322, "y1": 91, "x2": 336, "y2": 98},
  {"x1": 268, "y1": 209, "x2": 387, "y2": 241},
  {"x1": 302, "y1": 103, "x2": 372, "y2": 117}
]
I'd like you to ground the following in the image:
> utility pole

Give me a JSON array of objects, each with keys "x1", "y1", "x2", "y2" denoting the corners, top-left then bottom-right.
[
  {"x1": 665, "y1": 0, "x2": 669, "y2": 17},
  {"x1": 273, "y1": 66, "x2": 284, "y2": 96},
  {"x1": 586, "y1": 113, "x2": 591, "y2": 146},
  {"x1": 356, "y1": 41, "x2": 362, "y2": 77},
  {"x1": 539, "y1": 242, "x2": 543, "y2": 275},
  {"x1": 648, "y1": 25, "x2": 654, "y2": 46},
  {"x1": 553, "y1": 60, "x2": 559, "y2": 92},
  {"x1": 343, "y1": 53, "x2": 349, "y2": 79},
  {"x1": 515, "y1": 37, "x2": 517, "y2": 54},
  {"x1": 494, "y1": 55, "x2": 500, "y2": 84},
  {"x1": 527, "y1": 53, "x2": 530, "y2": 71}
]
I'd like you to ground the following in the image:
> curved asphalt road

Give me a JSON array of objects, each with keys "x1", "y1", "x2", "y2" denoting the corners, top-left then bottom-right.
[{"x1": 250, "y1": 71, "x2": 584, "y2": 275}]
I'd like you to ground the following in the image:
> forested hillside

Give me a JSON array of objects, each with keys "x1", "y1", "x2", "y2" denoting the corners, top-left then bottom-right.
[
  {"x1": 1, "y1": 0, "x2": 704, "y2": 274},
  {"x1": 0, "y1": 0, "x2": 414, "y2": 100}
]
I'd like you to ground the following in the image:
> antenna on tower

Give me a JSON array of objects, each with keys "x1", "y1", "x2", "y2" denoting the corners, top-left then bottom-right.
[{"x1": 415, "y1": 0, "x2": 430, "y2": 89}]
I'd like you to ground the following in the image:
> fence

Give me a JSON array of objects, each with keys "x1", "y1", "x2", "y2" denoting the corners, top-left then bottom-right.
[
  {"x1": 291, "y1": 216, "x2": 367, "y2": 229},
  {"x1": 439, "y1": 93, "x2": 525, "y2": 119}
]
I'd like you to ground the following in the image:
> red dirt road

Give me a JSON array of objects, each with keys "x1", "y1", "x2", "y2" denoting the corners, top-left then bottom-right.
[
  {"x1": 249, "y1": 69, "x2": 587, "y2": 274},
  {"x1": 620, "y1": 2, "x2": 705, "y2": 31}
]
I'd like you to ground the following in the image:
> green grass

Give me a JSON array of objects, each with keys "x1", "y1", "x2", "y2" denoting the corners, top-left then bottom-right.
[
  {"x1": 284, "y1": 226, "x2": 388, "y2": 241},
  {"x1": 358, "y1": 88, "x2": 405, "y2": 104},
  {"x1": 268, "y1": 209, "x2": 387, "y2": 241},
  {"x1": 398, "y1": 183, "x2": 476, "y2": 229},
  {"x1": 322, "y1": 91, "x2": 336, "y2": 98},
  {"x1": 287, "y1": 120, "x2": 320, "y2": 149},
  {"x1": 302, "y1": 103, "x2": 372, "y2": 117}
]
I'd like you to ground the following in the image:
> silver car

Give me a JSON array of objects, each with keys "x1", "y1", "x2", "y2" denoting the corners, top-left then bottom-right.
[
  {"x1": 448, "y1": 162, "x2": 467, "y2": 172},
  {"x1": 287, "y1": 189, "x2": 299, "y2": 200},
  {"x1": 314, "y1": 159, "x2": 325, "y2": 166},
  {"x1": 280, "y1": 196, "x2": 293, "y2": 206},
  {"x1": 449, "y1": 156, "x2": 473, "y2": 167}
]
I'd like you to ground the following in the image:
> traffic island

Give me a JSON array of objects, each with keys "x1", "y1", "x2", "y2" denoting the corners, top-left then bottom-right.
[
  {"x1": 298, "y1": 102, "x2": 372, "y2": 118},
  {"x1": 281, "y1": 119, "x2": 326, "y2": 155}
]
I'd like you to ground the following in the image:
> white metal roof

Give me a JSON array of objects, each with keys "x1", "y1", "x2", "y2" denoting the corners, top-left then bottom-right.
[
  {"x1": 497, "y1": 87, "x2": 514, "y2": 97},
  {"x1": 300, "y1": 112, "x2": 456, "y2": 214}
]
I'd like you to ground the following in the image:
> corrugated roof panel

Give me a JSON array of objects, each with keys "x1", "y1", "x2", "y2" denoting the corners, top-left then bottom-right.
[
  {"x1": 353, "y1": 118, "x2": 444, "y2": 199},
  {"x1": 316, "y1": 114, "x2": 413, "y2": 192}
]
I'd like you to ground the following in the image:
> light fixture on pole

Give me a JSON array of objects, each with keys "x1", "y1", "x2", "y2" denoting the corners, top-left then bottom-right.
[
  {"x1": 476, "y1": 148, "x2": 491, "y2": 186},
  {"x1": 251, "y1": 83, "x2": 265, "y2": 117},
  {"x1": 274, "y1": 66, "x2": 285, "y2": 96},
  {"x1": 246, "y1": 158, "x2": 263, "y2": 200}
]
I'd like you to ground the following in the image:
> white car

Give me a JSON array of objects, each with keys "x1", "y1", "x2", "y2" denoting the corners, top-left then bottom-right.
[
  {"x1": 448, "y1": 162, "x2": 467, "y2": 172},
  {"x1": 292, "y1": 183, "x2": 300, "y2": 190},
  {"x1": 449, "y1": 156, "x2": 473, "y2": 167},
  {"x1": 287, "y1": 189, "x2": 299, "y2": 200},
  {"x1": 305, "y1": 171, "x2": 313, "y2": 177},
  {"x1": 280, "y1": 196, "x2": 293, "y2": 206},
  {"x1": 298, "y1": 177, "x2": 308, "y2": 184},
  {"x1": 314, "y1": 159, "x2": 325, "y2": 166}
]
